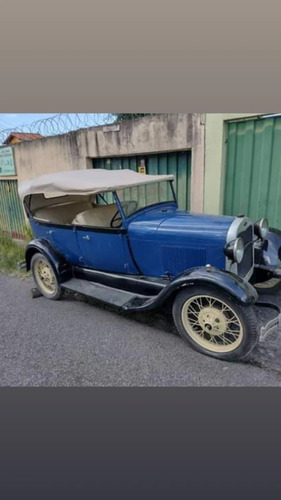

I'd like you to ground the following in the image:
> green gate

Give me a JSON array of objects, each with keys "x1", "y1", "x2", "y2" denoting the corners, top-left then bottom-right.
[
  {"x1": 224, "y1": 116, "x2": 281, "y2": 228},
  {"x1": 93, "y1": 151, "x2": 191, "y2": 211},
  {"x1": 0, "y1": 180, "x2": 26, "y2": 239}
]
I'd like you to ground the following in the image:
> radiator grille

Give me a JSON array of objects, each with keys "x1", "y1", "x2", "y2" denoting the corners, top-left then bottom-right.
[{"x1": 237, "y1": 225, "x2": 253, "y2": 278}]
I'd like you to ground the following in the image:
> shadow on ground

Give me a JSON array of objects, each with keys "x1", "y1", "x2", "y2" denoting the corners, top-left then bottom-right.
[{"x1": 63, "y1": 286, "x2": 281, "y2": 374}]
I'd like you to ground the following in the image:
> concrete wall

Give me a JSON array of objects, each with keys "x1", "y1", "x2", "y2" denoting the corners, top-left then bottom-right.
[
  {"x1": 204, "y1": 113, "x2": 262, "y2": 214},
  {"x1": 13, "y1": 113, "x2": 193, "y2": 181},
  {"x1": 10, "y1": 113, "x2": 269, "y2": 216},
  {"x1": 12, "y1": 113, "x2": 205, "y2": 211}
]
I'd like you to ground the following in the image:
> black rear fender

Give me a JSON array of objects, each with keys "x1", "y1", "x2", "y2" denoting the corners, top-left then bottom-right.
[{"x1": 25, "y1": 238, "x2": 72, "y2": 283}]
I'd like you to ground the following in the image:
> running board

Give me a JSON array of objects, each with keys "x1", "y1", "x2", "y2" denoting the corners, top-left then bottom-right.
[{"x1": 61, "y1": 278, "x2": 154, "y2": 309}]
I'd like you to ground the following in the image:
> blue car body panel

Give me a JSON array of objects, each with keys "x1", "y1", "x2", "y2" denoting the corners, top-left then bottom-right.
[
  {"x1": 29, "y1": 218, "x2": 138, "y2": 274},
  {"x1": 30, "y1": 219, "x2": 82, "y2": 266},
  {"x1": 127, "y1": 204, "x2": 235, "y2": 277},
  {"x1": 25, "y1": 196, "x2": 281, "y2": 311},
  {"x1": 29, "y1": 204, "x2": 236, "y2": 278},
  {"x1": 28, "y1": 202, "x2": 280, "y2": 290},
  {"x1": 75, "y1": 227, "x2": 138, "y2": 273}
]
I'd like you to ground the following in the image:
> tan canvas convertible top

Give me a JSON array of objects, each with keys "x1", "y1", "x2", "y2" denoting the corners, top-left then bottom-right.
[{"x1": 19, "y1": 168, "x2": 175, "y2": 200}]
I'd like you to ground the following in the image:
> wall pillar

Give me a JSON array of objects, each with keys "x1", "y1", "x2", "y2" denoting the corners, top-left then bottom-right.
[{"x1": 190, "y1": 113, "x2": 205, "y2": 212}]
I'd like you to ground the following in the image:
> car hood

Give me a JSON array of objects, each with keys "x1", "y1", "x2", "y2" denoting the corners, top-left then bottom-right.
[
  {"x1": 158, "y1": 209, "x2": 235, "y2": 243},
  {"x1": 129, "y1": 206, "x2": 235, "y2": 241},
  {"x1": 127, "y1": 206, "x2": 236, "y2": 277}
]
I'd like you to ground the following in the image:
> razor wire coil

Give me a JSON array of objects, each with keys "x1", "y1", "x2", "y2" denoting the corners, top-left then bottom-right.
[{"x1": 0, "y1": 113, "x2": 157, "y2": 145}]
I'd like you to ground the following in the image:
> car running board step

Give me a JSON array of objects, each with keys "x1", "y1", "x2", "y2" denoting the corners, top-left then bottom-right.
[{"x1": 61, "y1": 278, "x2": 154, "y2": 310}]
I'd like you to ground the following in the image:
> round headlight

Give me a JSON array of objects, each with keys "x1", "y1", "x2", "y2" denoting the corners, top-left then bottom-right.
[
  {"x1": 255, "y1": 218, "x2": 269, "y2": 240},
  {"x1": 233, "y1": 237, "x2": 245, "y2": 264}
]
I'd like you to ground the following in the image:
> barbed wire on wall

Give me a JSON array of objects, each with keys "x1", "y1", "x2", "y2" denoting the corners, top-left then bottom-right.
[
  {"x1": 0, "y1": 113, "x2": 113, "y2": 145},
  {"x1": 0, "y1": 113, "x2": 157, "y2": 145}
]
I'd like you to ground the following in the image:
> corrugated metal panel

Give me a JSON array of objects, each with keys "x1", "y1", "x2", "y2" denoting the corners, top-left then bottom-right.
[
  {"x1": 224, "y1": 116, "x2": 281, "y2": 228},
  {"x1": 93, "y1": 151, "x2": 191, "y2": 211},
  {"x1": 0, "y1": 180, "x2": 26, "y2": 239}
]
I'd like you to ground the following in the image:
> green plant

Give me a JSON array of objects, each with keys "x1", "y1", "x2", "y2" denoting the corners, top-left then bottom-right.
[
  {"x1": 0, "y1": 231, "x2": 27, "y2": 276},
  {"x1": 113, "y1": 113, "x2": 152, "y2": 123},
  {"x1": 24, "y1": 222, "x2": 33, "y2": 242}
]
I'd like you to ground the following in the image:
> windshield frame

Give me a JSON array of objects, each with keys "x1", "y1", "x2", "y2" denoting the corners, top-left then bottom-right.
[{"x1": 113, "y1": 180, "x2": 177, "y2": 226}]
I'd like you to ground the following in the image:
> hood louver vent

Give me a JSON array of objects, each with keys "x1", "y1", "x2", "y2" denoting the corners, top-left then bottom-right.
[{"x1": 161, "y1": 245, "x2": 206, "y2": 276}]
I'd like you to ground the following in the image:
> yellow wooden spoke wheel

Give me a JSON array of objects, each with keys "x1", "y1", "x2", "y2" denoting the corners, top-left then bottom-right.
[
  {"x1": 181, "y1": 295, "x2": 243, "y2": 353},
  {"x1": 172, "y1": 287, "x2": 259, "y2": 361},
  {"x1": 31, "y1": 253, "x2": 62, "y2": 300}
]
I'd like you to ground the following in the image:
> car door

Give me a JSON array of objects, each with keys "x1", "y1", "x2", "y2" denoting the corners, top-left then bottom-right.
[
  {"x1": 30, "y1": 218, "x2": 82, "y2": 267},
  {"x1": 75, "y1": 226, "x2": 138, "y2": 274},
  {"x1": 49, "y1": 225, "x2": 82, "y2": 266}
]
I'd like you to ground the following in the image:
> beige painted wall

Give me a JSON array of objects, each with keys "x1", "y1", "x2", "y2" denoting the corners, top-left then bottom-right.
[
  {"x1": 11, "y1": 113, "x2": 206, "y2": 211},
  {"x1": 204, "y1": 113, "x2": 263, "y2": 214},
  {"x1": 13, "y1": 113, "x2": 194, "y2": 183}
]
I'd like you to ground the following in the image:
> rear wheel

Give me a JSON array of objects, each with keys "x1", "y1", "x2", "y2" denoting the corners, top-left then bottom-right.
[
  {"x1": 31, "y1": 253, "x2": 62, "y2": 300},
  {"x1": 172, "y1": 287, "x2": 259, "y2": 361}
]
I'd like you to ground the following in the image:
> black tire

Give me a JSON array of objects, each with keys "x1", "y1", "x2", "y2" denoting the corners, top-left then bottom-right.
[
  {"x1": 172, "y1": 286, "x2": 259, "y2": 361},
  {"x1": 31, "y1": 252, "x2": 62, "y2": 300}
]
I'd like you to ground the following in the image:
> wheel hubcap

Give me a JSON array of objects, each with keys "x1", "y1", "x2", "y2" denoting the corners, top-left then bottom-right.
[
  {"x1": 181, "y1": 295, "x2": 243, "y2": 353},
  {"x1": 198, "y1": 307, "x2": 227, "y2": 335}
]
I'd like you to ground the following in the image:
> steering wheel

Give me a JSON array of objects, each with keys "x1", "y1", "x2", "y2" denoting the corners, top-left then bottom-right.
[
  {"x1": 110, "y1": 210, "x2": 123, "y2": 228},
  {"x1": 110, "y1": 201, "x2": 139, "y2": 228}
]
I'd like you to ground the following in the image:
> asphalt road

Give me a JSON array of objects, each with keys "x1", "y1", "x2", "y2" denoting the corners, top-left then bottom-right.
[{"x1": 2, "y1": 273, "x2": 281, "y2": 386}]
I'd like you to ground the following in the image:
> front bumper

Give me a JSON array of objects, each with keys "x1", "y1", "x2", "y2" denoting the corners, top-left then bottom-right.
[
  {"x1": 256, "y1": 297, "x2": 281, "y2": 342},
  {"x1": 260, "y1": 311, "x2": 281, "y2": 341}
]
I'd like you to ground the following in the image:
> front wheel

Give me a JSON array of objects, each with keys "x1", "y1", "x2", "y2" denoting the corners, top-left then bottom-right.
[
  {"x1": 172, "y1": 287, "x2": 259, "y2": 361},
  {"x1": 31, "y1": 252, "x2": 62, "y2": 300}
]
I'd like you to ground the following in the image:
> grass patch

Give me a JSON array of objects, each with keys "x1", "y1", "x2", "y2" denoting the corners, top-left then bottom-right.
[{"x1": 0, "y1": 230, "x2": 30, "y2": 278}]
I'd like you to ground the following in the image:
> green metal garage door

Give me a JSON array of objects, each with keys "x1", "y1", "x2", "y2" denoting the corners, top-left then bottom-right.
[
  {"x1": 0, "y1": 180, "x2": 26, "y2": 239},
  {"x1": 224, "y1": 116, "x2": 281, "y2": 228},
  {"x1": 93, "y1": 151, "x2": 191, "y2": 211}
]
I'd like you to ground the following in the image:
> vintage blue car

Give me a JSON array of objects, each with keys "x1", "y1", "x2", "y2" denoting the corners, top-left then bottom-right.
[{"x1": 19, "y1": 168, "x2": 281, "y2": 361}]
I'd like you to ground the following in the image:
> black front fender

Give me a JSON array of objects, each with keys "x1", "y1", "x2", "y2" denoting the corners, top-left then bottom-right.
[
  {"x1": 25, "y1": 238, "x2": 72, "y2": 283},
  {"x1": 263, "y1": 228, "x2": 281, "y2": 268},
  {"x1": 129, "y1": 266, "x2": 258, "y2": 312},
  {"x1": 253, "y1": 228, "x2": 281, "y2": 281}
]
